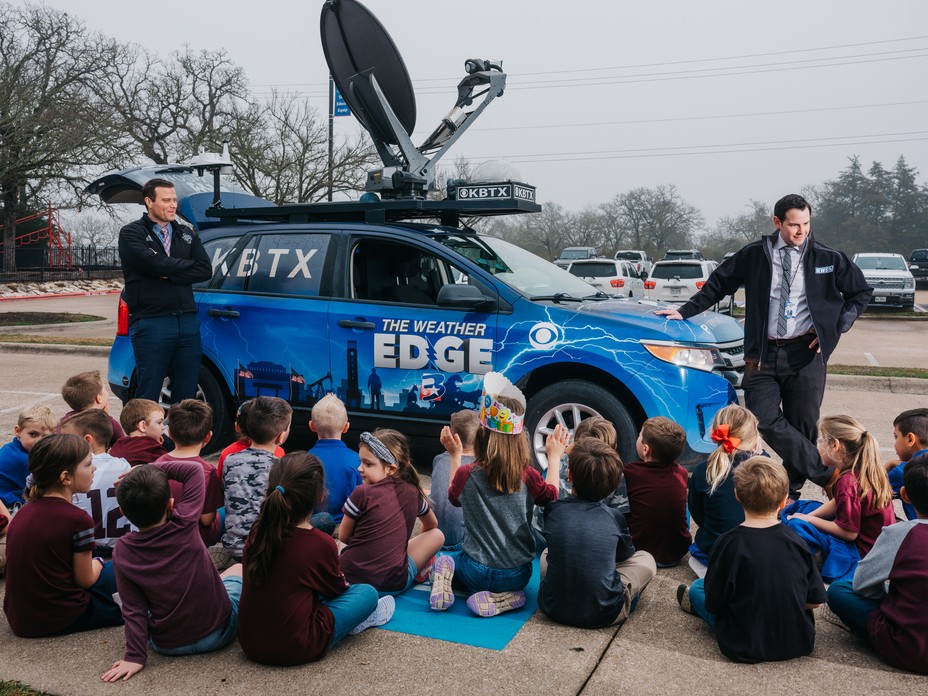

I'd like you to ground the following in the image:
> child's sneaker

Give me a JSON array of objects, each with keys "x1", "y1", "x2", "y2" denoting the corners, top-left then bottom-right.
[
  {"x1": 349, "y1": 596, "x2": 395, "y2": 635},
  {"x1": 676, "y1": 583, "x2": 694, "y2": 615},
  {"x1": 465, "y1": 590, "x2": 526, "y2": 617},
  {"x1": 415, "y1": 554, "x2": 437, "y2": 584},
  {"x1": 819, "y1": 604, "x2": 851, "y2": 632},
  {"x1": 429, "y1": 555, "x2": 456, "y2": 611}
]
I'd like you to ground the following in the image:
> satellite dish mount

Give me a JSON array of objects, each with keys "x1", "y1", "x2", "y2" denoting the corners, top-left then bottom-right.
[{"x1": 321, "y1": 0, "x2": 507, "y2": 198}]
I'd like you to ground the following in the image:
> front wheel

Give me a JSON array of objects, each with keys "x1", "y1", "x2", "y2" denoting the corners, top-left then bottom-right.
[
  {"x1": 158, "y1": 366, "x2": 234, "y2": 454},
  {"x1": 524, "y1": 380, "x2": 638, "y2": 470}
]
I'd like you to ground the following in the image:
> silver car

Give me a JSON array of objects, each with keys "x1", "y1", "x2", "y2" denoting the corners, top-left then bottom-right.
[{"x1": 852, "y1": 253, "x2": 915, "y2": 309}]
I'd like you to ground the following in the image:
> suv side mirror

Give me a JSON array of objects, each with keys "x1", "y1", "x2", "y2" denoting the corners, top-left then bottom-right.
[{"x1": 437, "y1": 283, "x2": 494, "y2": 310}]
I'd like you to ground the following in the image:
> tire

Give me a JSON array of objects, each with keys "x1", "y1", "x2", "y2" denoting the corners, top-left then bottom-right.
[
  {"x1": 157, "y1": 366, "x2": 234, "y2": 454},
  {"x1": 524, "y1": 380, "x2": 638, "y2": 470}
]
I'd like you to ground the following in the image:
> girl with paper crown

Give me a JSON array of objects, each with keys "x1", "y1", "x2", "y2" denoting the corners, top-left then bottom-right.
[{"x1": 430, "y1": 372, "x2": 567, "y2": 617}]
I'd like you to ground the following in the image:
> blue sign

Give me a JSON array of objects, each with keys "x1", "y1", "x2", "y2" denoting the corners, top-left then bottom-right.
[{"x1": 334, "y1": 87, "x2": 351, "y2": 117}]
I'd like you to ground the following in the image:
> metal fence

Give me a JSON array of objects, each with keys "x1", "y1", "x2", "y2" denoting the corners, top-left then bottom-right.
[{"x1": 0, "y1": 245, "x2": 122, "y2": 283}]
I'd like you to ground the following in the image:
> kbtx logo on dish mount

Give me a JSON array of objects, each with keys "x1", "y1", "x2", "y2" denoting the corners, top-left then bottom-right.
[{"x1": 456, "y1": 183, "x2": 536, "y2": 203}]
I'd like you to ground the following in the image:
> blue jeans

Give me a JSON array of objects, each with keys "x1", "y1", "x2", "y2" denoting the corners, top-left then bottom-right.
[
  {"x1": 687, "y1": 578, "x2": 716, "y2": 629},
  {"x1": 783, "y1": 500, "x2": 861, "y2": 582},
  {"x1": 456, "y1": 552, "x2": 532, "y2": 593},
  {"x1": 826, "y1": 579, "x2": 880, "y2": 638},
  {"x1": 153, "y1": 576, "x2": 241, "y2": 655},
  {"x1": 65, "y1": 560, "x2": 123, "y2": 634},
  {"x1": 130, "y1": 313, "x2": 202, "y2": 403},
  {"x1": 325, "y1": 584, "x2": 379, "y2": 646},
  {"x1": 378, "y1": 555, "x2": 417, "y2": 597}
]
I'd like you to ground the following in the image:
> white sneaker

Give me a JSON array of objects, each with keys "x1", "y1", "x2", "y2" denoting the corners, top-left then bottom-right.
[{"x1": 349, "y1": 596, "x2": 396, "y2": 635}]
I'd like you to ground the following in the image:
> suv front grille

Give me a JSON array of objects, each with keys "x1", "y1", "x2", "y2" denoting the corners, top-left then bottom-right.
[{"x1": 868, "y1": 276, "x2": 905, "y2": 289}]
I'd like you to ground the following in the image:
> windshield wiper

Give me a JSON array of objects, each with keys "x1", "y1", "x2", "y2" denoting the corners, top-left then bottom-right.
[
  {"x1": 529, "y1": 293, "x2": 583, "y2": 304},
  {"x1": 582, "y1": 292, "x2": 611, "y2": 301}
]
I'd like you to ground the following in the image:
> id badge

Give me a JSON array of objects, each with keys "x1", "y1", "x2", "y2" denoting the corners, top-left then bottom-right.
[{"x1": 784, "y1": 300, "x2": 797, "y2": 319}]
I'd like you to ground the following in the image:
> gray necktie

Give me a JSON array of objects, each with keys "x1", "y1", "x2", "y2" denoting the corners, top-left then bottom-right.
[{"x1": 777, "y1": 246, "x2": 794, "y2": 337}]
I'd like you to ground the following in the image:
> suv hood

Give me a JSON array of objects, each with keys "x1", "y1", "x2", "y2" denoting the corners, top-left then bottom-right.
[
  {"x1": 85, "y1": 166, "x2": 275, "y2": 231},
  {"x1": 577, "y1": 297, "x2": 744, "y2": 344}
]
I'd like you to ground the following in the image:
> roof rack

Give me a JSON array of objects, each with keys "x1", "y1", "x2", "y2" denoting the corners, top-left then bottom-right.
[{"x1": 206, "y1": 182, "x2": 540, "y2": 228}]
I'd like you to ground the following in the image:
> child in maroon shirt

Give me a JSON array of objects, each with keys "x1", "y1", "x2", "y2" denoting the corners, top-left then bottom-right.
[
  {"x1": 3, "y1": 434, "x2": 122, "y2": 637},
  {"x1": 238, "y1": 452, "x2": 387, "y2": 665},
  {"x1": 623, "y1": 416, "x2": 691, "y2": 567},
  {"x1": 108, "y1": 398, "x2": 167, "y2": 466}
]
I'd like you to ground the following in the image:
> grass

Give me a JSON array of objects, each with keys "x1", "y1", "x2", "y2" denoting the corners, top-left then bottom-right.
[
  {"x1": 0, "y1": 334, "x2": 112, "y2": 347},
  {"x1": 829, "y1": 364, "x2": 928, "y2": 379},
  {"x1": 0, "y1": 312, "x2": 103, "y2": 326},
  {"x1": 0, "y1": 682, "x2": 48, "y2": 696}
]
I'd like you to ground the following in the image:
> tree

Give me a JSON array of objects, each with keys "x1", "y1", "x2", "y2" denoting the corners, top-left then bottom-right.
[
  {"x1": 700, "y1": 199, "x2": 770, "y2": 258},
  {"x1": 228, "y1": 92, "x2": 377, "y2": 204},
  {"x1": 609, "y1": 185, "x2": 702, "y2": 256},
  {"x1": 0, "y1": 4, "x2": 124, "y2": 272}
]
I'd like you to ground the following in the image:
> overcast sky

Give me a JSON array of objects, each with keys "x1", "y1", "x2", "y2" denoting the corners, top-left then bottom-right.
[{"x1": 21, "y1": 0, "x2": 928, "y2": 228}]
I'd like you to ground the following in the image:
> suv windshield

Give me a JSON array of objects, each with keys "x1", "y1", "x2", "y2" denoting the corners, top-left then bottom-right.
[
  {"x1": 855, "y1": 256, "x2": 907, "y2": 271},
  {"x1": 652, "y1": 262, "x2": 704, "y2": 280},
  {"x1": 436, "y1": 234, "x2": 597, "y2": 298},
  {"x1": 569, "y1": 262, "x2": 618, "y2": 278},
  {"x1": 558, "y1": 249, "x2": 593, "y2": 260}
]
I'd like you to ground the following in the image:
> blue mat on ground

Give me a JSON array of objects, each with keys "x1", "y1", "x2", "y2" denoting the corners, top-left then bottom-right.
[{"x1": 379, "y1": 556, "x2": 541, "y2": 650}]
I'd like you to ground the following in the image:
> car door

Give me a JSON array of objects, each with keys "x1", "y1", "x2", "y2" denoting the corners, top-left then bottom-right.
[
  {"x1": 197, "y1": 229, "x2": 334, "y2": 419},
  {"x1": 327, "y1": 233, "x2": 499, "y2": 436},
  {"x1": 623, "y1": 261, "x2": 645, "y2": 297}
]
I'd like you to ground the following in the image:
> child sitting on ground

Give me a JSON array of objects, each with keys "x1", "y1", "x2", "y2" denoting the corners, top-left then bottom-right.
[
  {"x1": 538, "y1": 438, "x2": 656, "y2": 628},
  {"x1": 688, "y1": 404, "x2": 763, "y2": 578},
  {"x1": 153, "y1": 400, "x2": 224, "y2": 547},
  {"x1": 339, "y1": 429, "x2": 444, "y2": 594},
  {"x1": 677, "y1": 456, "x2": 827, "y2": 663},
  {"x1": 237, "y1": 452, "x2": 389, "y2": 666},
  {"x1": 826, "y1": 453, "x2": 928, "y2": 674},
  {"x1": 432, "y1": 373, "x2": 561, "y2": 617},
  {"x1": 221, "y1": 396, "x2": 292, "y2": 562},
  {"x1": 623, "y1": 416, "x2": 691, "y2": 567},
  {"x1": 109, "y1": 398, "x2": 168, "y2": 466},
  {"x1": 307, "y1": 394, "x2": 361, "y2": 532},
  {"x1": 58, "y1": 370, "x2": 125, "y2": 448},
  {"x1": 431, "y1": 409, "x2": 479, "y2": 551},
  {"x1": 102, "y1": 460, "x2": 243, "y2": 682},
  {"x1": 885, "y1": 408, "x2": 928, "y2": 520},
  {"x1": 784, "y1": 415, "x2": 895, "y2": 582},
  {"x1": 217, "y1": 399, "x2": 285, "y2": 479},
  {"x1": 3, "y1": 434, "x2": 123, "y2": 638},
  {"x1": 0, "y1": 405, "x2": 56, "y2": 513},
  {"x1": 60, "y1": 410, "x2": 132, "y2": 554}
]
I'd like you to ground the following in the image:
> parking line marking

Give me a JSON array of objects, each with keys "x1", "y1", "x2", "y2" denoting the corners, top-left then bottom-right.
[{"x1": 864, "y1": 352, "x2": 880, "y2": 367}]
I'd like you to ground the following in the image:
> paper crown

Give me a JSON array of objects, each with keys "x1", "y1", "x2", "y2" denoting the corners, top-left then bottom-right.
[{"x1": 479, "y1": 372, "x2": 526, "y2": 435}]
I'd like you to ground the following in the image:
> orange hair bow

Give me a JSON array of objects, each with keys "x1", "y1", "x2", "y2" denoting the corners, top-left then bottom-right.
[{"x1": 711, "y1": 424, "x2": 741, "y2": 454}]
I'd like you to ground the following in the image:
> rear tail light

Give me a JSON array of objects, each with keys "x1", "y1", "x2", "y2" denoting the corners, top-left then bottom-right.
[
  {"x1": 117, "y1": 297, "x2": 130, "y2": 336},
  {"x1": 644, "y1": 280, "x2": 656, "y2": 289},
  {"x1": 610, "y1": 279, "x2": 625, "y2": 288},
  {"x1": 695, "y1": 281, "x2": 706, "y2": 289}
]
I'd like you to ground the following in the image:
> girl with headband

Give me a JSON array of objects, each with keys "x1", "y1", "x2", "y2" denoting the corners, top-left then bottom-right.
[
  {"x1": 338, "y1": 429, "x2": 444, "y2": 596},
  {"x1": 688, "y1": 404, "x2": 764, "y2": 578},
  {"x1": 237, "y1": 452, "x2": 386, "y2": 665}
]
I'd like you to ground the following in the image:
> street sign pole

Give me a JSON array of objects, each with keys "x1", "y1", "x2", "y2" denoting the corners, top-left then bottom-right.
[{"x1": 328, "y1": 75, "x2": 335, "y2": 202}]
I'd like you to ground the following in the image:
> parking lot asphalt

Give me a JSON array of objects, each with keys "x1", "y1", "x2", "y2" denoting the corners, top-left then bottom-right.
[{"x1": 1, "y1": 294, "x2": 927, "y2": 694}]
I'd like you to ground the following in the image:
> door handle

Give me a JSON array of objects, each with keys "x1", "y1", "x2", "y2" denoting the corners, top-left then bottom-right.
[
  {"x1": 208, "y1": 308, "x2": 240, "y2": 318},
  {"x1": 339, "y1": 319, "x2": 375, "y2": 329}
]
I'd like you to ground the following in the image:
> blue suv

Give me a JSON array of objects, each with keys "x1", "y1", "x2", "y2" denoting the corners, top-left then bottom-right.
[{"x1": 92, "y1": 168, "x2": 743, "y2": 466}]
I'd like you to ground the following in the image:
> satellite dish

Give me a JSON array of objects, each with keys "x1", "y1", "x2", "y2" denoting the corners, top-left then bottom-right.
[
  {"x1": 320, "y1": 0, "x2": 416, "y2": 147},
  {"x1": 320, "y1": 0, "x2": 508, "y2": 198}
]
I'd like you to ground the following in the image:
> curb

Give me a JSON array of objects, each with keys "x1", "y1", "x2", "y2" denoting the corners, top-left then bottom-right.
[
  {"x1": 827, "y1": 373, "x2": 928, "y2": 395},
  {"x1": 0, "y1": 342, "x2": 111, "y2": 358},
  {"x1": 0, "y1": 289, "x2": 122, "y2": 302}
]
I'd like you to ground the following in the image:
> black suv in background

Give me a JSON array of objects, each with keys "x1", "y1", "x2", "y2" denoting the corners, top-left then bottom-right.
[{"x1": 909, "y1": 249, "x2": 928, "y2": 286}]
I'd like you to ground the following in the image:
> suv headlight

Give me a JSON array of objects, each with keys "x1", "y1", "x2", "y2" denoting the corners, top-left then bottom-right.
[
  {"x1": 641, "y1": 341, "x2": 726, "y2": 372},
  {"x1": 904, "y1": 277, "x2": 915, "y2": 289}
]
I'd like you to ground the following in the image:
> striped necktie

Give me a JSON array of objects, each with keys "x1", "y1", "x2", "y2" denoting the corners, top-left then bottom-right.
[
  {"x1": 777, "y1": 246, "x2": 794, "y2": 337},
  {"x1": 161, "y1": 226, "x2": 171, "y2": 256}
]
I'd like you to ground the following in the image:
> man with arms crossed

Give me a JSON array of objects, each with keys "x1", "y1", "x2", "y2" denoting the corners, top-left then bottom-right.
[
  {"x1": 118, "y1": 179, "x2": 213, "y2": 404},
  {"x1": 657, "y1": 194, "x2": 871, "y2": 500}
]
